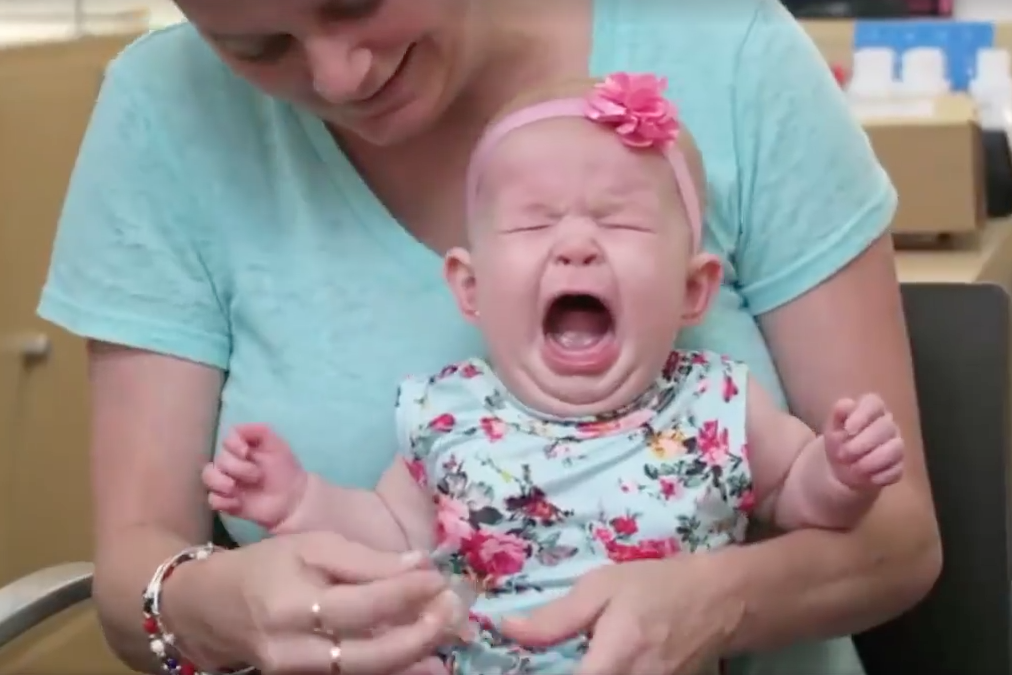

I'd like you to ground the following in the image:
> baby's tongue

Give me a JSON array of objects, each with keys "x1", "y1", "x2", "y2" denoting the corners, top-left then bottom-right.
[{"x1": 549, "y1": 309, "x2": 610, "y2": 350}]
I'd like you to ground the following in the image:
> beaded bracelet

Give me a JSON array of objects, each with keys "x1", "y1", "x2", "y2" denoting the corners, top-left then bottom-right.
[{"x1": 142, "y1": 543, "x2": 255, "y2": 675}]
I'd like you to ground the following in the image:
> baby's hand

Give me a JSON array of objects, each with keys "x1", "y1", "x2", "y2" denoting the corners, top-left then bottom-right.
[
  {"x1": 201, "y1": 422, "x2": 308, "y2": 530},
  {"x1": 823, "y1": 395, "x2": 904, "y2": 491}
]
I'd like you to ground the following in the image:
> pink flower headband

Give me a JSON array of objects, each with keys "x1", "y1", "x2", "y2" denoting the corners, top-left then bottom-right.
[{"x1": 465, "y1": 72, "x2": 703, "y2": 250}]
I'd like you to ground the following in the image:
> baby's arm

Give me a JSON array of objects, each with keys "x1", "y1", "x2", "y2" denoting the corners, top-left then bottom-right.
[
  {"x1": 746, "y1": 378, "x2": 905, "y2": 531},
  {"x1": 203, "y1": 423, "x2": 432, "y2": 552},
  {"x1": 284, "y1": 463, "x2": 434, "y2": 552}
]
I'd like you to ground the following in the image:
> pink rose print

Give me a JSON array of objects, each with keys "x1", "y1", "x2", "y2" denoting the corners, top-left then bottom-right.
[
  {"x1": 609, "y1": 515, "x2": 638, "y2": 537},
  {"x1": 435, "y1": 496, "x2": 474, "y2": 548},
  {"x1": 480, "y1": 416, "x2": 507, "y2": 442},
  {"x1": 658, "y1": 477, "x2": 680, "y2": 500},
  {"x1": 428, "y1": 413, "x2": 455, "y2": 434},
  {"x1": 462, "y1": 530, "x2": 529, "y2": 580},
  {"x1": 722, "y1": 373, "x2": 739, "y2": 402},
  {"x1": 403, "y1": 458, "x2": 427, "y2": 487},
  {"x1": 697, "y1": 420, "x2": 730, "y2": 465},
  {"x1": 605, "y1": 537, "x2": 680, "y2": 563},
  {"x1": 434, "y1": 362, "x2": 481, "y2": 381},
  {"x1": 575, "y1": 408, "x2": 653, "y2": 439},
  {"x1": 738, "y1": 489, "x2": 756, "y2": 514},
  {"x1": 662, "y1": 351, "x2": 682, "y2": 379},
  {"x1": 592, "y1": 525, "x2": 614, "y2": 545},
  {"x1": 435, "y1": 364, "x2": 458, "y2": 380}
]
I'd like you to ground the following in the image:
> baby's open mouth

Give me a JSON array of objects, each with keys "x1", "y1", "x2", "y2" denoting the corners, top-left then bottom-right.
[
  {"x1": 541, "y1": 293, "x2": 620, "y2": 377},
  {"x1": 543, "y1": 294, "x2": 614, "y2": 349}
]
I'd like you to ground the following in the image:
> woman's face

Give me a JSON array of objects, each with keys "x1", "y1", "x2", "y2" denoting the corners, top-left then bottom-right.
[{"x1": 176, "y1": 0, "x2": 484, "y2": 145}]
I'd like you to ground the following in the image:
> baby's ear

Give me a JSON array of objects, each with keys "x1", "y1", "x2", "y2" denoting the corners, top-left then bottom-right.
[
  {"x1": 444, "y1": 247, "x2": 479, "y2": 322},
  {"x1": 682, "y1": 253, "x2": 723, "y2": 325}
]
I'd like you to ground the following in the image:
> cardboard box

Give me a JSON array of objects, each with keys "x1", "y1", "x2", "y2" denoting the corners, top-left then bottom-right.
[
  {"x1": 862, "y1": 94, "x2": 986, "y2": 235},
  {"x1": 896, "y1": 217, "x2": 1012, "y2": 285},
  {"x1": 996, "y1": 21, "x2": 1012, "y2": 53},
  {"x1": 802, "y1": 19, "x2": 1012, "y2": 76},
  {"x1": 799, "y1": 21, "x2": 990, "y2": 235},
  {"x1": 801, "y1": 19, "x2": 856, "y2": 71}
]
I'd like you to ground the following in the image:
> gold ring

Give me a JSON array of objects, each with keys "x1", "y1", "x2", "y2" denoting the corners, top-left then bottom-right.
[
  {"x1": 329, "y1": 643, "x2": 342, "y2": 674},
  {"x1": 310, "y1": 601, "x2": 333, "y2": 637}
]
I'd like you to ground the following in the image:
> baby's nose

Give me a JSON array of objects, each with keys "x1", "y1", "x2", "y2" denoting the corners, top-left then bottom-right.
[{"x1": 554, "y1": 240, "x2": 603, "y2": 267}]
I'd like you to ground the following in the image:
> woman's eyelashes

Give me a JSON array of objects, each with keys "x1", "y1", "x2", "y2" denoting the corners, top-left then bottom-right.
[
  {"x1": 224, "y1": 35, "x2": 294, "y2": 63},
  {"x1": 321, "y1": 0, "x2": 385, "y2": 21},
  {"x1": 216, "y1": 0, "x2": 384, "y2": 63}
]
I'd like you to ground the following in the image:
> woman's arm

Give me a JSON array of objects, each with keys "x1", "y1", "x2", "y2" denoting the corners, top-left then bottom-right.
[
  {"x1": 714, "y1": 0, "x2": 940, "y2": 648},
  {"x1": 720, "y1": 235, "x2": 941, "y2": 651},
  {"x1": 88, "y1": 342, "x2": 225, "y2": 671}
]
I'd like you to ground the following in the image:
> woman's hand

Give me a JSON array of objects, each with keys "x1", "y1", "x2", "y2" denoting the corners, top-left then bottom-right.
[
  {"x1": 164, "y1": 531, "x2": 458, "y2": 675},
  {"x1": 500, "y1": 554, "x2": 744, "y2": 675}
]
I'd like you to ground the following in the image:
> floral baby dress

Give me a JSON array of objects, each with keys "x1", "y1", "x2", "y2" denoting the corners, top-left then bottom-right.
[{"x1": 396, "y1": 350, "x2": 755, "y2": 675}]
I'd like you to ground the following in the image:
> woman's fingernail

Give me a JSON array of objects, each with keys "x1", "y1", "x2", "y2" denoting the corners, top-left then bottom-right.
[
  {"x1": 431, "y1": 590, "x2": 459, "y2": 618},
  {"x1": 401, "y1": 550, "x2": 425, "y2": 566},
  {"x1": 422, "y1": 609, "x2": 444, "y2": 628},
  {"x1": 463, "y1": 622, "x2": 478, "y2": 640}
]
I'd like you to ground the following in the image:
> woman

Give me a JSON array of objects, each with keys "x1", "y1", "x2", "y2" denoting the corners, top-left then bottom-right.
[{"x1": 39, "y1": 0, "x2": 941, "y2": 673}]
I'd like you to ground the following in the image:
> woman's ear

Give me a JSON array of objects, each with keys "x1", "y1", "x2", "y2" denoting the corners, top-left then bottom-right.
[
  {"x1": 682, "y1": 253, "x2": 723, "y2": 325},
  {"x1": 444, "y1": 247, "x2": 479, "y2": 322}
]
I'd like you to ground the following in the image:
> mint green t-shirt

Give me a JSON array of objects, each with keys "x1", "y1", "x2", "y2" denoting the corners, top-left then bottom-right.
[{"x1": 39, "y1": 1, "x2": 895, "y2": 673}]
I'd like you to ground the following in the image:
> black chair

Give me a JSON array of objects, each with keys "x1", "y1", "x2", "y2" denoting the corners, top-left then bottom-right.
[
  {"x1": 856, "y1": 282, "x2": 1011, "y2": 674},
  {"x1": 1, "y1": 283, "x2": 1009, "y2": 674}
]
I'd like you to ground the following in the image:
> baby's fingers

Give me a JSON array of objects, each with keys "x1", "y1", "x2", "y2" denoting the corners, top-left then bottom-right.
[
  {"x1": 842, "y1": 394, "x2": 887, "y2": 435},
  {"x1": 840, "y1": 415, "x2": 896, "y2": 460},
  {"x1": 214, "y1": 449, "x2": 263, "y2": 485},
  {"x1": 852, "y1": 437, "x2": 904, "y2": 474},
  {"x1": 828, "y1": 398, "x2": 856, "y2": 432},
  {"x1": 221, "y1": 429, "x2": 251, "y2": 458},
  {"x1": 202, "y1": 462, "x2": 236, "y2": 495},
  {"x1": 208, "y1": 492, "x2": 242, "y2": 514},
  {"x1": 871, "y1": 462, "x2": 904, "y2": 486}
]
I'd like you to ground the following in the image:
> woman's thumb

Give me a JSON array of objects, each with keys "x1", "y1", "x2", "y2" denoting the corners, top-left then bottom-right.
[
  {"x1": 301, "y1": 534, "x2": 429, "y2": 582},
  {"x1": 498, "y1": 582, "x2": 608, "y2": 647}
]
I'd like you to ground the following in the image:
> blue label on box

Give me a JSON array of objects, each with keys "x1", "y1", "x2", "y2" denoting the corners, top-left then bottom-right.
[{"x1": 853, "y1": 20, "x2": 995, "y2": 91}]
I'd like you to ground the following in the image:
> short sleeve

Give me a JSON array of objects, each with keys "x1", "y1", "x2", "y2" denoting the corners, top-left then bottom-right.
[
  {"x1": 394, "y1": 376, "x2": 428, "y2": 461},
  {"x1": 732, "y1": 0, "x2": 898, "y2": 315},
  {"x1": 37, "y1": 54, "x2": 231, "y2": 368}
]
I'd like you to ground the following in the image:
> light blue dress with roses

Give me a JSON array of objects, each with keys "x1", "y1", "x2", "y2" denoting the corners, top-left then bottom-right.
[{"x1": 395, "y1": 350, "x2": 754, "y2": 675}]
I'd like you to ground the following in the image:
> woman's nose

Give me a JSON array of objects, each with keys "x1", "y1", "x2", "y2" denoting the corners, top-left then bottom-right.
[{"x1": 304, "y1": 34, "x2": 373, "y2": 103}]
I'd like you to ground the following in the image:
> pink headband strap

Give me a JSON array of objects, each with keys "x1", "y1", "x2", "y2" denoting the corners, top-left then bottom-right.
[{"x1": 465, "y1": 92, "x2": 702, "y2": 251}]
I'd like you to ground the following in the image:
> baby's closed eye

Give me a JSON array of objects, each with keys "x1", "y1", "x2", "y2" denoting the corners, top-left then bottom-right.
[
  {"x1": 505, "y1": 222, "x2": 553, "y2": 233},
  {"x1": 601, "y1": 221, "x2": 654, "y2": 232}
]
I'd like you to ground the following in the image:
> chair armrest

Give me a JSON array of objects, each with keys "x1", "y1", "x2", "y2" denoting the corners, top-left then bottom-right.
[{"x1": 0, "y1": 563, "x2": 94, "y2": 649}]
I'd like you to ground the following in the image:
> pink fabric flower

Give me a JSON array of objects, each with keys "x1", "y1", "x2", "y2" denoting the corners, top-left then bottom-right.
[{"x1": 585, "y1": 72, "x2": 679, "y2": 149}]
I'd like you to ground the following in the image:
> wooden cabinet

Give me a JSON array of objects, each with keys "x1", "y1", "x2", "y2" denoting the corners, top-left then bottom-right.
[{"x1": 0, "y1": 35, "x2": 138, "y2": 675}]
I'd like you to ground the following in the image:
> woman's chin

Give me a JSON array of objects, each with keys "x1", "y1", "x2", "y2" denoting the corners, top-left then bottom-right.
[{"x1": 324, "y1": 83, "x2": 451, "y2": 147}]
